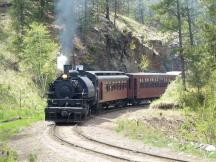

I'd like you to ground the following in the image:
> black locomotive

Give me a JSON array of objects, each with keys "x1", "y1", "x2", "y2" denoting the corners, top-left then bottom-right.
[
  {"x1": 45, "y1": 65, "x2": 180, "y2": 123},
  {"x1": 45, "y1": 66, "x2": 95, "y2": 123}
]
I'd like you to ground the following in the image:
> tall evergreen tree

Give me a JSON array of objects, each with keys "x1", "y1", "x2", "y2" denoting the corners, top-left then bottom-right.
[
  {"x1": 105, "y1": 0, "x2": 110, "y2": 20},
  {"x1": 152, "y1": 0, "x2": 186, "y2": 89}
]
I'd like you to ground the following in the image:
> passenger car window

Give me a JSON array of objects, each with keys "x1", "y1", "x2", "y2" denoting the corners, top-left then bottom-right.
[{"x1": 106, "y1": 84, "x2": 109, "y2": 91}]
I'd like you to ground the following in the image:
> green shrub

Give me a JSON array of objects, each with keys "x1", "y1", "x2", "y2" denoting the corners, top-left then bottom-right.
[
  {"x1": 28, "y1": 154, "x2": 37, "y2": 162},
  {"x1": 181, "y1": 70, "x2": 216, "y2": 145},
  {"x1": 21, "y1": 22, "x2": 58, "y2": 96},
  {"x1": 195, "y1": 71, "x2": 216, "y2": 144},
  {"x1": 0, "y1": 145, "x2": 18, "y2": 162},
  {"x1": 151, "y1": 77, "x2": 184, "y2": 109},
  {"x1": 151, "y1": 72, "x2": 216, "y2": 145}
]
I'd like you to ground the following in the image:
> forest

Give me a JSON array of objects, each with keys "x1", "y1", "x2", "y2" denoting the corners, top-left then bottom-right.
[{"x1": 0, "y1": 0, "x2": 216, "y2": 161}]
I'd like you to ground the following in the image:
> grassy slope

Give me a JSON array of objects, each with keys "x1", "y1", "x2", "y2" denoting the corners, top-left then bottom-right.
[
  {"x1": 116, "y1": 79, "x2": 216, "y2": 160},
  {"x1": 150, "y1": 78, "x2": 184, "y2": 108},
  {"x1": 0, "y1": 70, "x2": 45, "y2": 141},
  {"x1": 116, "y1": 119, "x2": 216, "y2": 160},
  {"x1": 111, "y1": 14, "x2": 173, "y2": 47},
  {"x1": 0, "y1": 8, "x2": 45, "y2": 162}
]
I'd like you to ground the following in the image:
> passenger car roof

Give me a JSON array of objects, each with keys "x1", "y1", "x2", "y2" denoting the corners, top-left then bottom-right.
[
  {"x1": 127, "y1": 71, "x2": 181, "y2": 76},
  {"x1": 86, "y1": 71, "x2": 125, "y2": 76},
  {"x1": 97, "y1": 75, "x2": 129, "y2": 80}
]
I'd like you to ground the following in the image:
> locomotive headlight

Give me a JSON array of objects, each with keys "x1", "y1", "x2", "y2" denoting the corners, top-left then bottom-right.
[{"x1": 62, "y1": 74, "x2": 68, "y2": 80}]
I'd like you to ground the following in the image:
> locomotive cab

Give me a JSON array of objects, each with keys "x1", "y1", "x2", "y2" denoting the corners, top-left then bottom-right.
[{"x1": 45, "y1": 68, "x2": 95, "y2": 123}]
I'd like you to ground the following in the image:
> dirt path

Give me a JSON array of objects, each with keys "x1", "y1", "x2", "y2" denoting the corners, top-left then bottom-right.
[{"x1": 8, "y1": 107, "x2": 212, "y2": 162}]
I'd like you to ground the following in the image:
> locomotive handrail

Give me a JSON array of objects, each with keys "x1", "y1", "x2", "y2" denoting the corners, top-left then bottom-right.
[
  {"x1": 47, "y1": 107, "x2": 85, "y2": 109},
  {"x1": 47, "y1": 99, "x2": 89, "y2": 101},
  {"x1": 47, "y1": 92, "x2": 88, "y2": 95}
]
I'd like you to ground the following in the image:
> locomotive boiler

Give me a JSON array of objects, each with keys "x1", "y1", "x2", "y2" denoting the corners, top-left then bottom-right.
[{"x1": 45, "y1": 66, "x2": 95, "y2": 123}]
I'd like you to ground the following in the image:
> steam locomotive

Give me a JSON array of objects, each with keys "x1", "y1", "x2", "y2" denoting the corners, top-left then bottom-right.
[{"x1": 45, "y1": 65, "x2": 180, "y2": 123}]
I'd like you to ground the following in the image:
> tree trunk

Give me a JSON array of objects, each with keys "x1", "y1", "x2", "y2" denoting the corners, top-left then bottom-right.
[
  {"x1": 105, "y1": 0, "x2": 110, "y2": 20},
  {"x1": 96, "y1": 0, "x2": 99, "y2": 13},
  {"x1": 92, "y1": 0, "x2": 95, "y2": 9},
  {"x1": 85, "y1": 0, "x2": 87, "y2": 22},
  {"x1": 40, "y1": 0, "x2": 45, "y2": 19},
  {"x1": 20, "y1": 1, "x2": 24, "y2": 36},
  {"x1": 140, "y1": 0, "x2": 144, "y2": 24},
  {"x1": 83, "y1": 0, "x2": 88, "y2": 42},
  {"x1": 177, "y1": 0, "x2": 186, "y2": 90},
  {"x1": 105, "y1": 34, "x2": 111, "y2": 57},
  {"x1": 186, "y1": 6, "x2": 194, "y2": 46},
  {"x1": 126, "y1": 0, "x2": 129, "y2": 16},
  {"x1": 140, "y1": 7, "x2": 144, "y2": 24},
  {"x1": 114, "y1": 0, "x2": 117, "y2": 26},
  {"x1": 137, "y1": 0, "x2": 144, "y2": 24}
]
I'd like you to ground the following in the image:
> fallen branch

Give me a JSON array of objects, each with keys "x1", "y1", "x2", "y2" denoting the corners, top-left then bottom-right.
[{"x1": 1, "y1": 116, "x2": 22, "y2": 124}]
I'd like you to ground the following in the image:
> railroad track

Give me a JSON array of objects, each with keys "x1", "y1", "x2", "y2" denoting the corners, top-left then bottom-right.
[
  {"x1": 74, "y1": 126, "x2": 191, "y2": 162},
  {"x1": 51, "y1": 124, "x2": 191, "y2": 162}
]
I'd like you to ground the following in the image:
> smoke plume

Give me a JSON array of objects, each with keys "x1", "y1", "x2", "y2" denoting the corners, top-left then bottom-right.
[{"x1": 55, "y1": 0, "x2": 85, "y2": 71}]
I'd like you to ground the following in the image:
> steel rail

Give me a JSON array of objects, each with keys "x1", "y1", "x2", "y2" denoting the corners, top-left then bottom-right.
[
  {"x1": 73, "y1": 126, "x2": 190, "y2": 162},
  {"x1": 51, "y1": 125, "x2": 132, "y2": 162}
]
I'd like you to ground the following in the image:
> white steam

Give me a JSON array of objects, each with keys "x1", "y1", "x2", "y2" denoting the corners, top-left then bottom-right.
[
  {"x1": 57, "y1": 53, "x2": 68, "y2": 71},
  {"x1": 55, "y1": 0, "x2": 86, "y2": 71}
]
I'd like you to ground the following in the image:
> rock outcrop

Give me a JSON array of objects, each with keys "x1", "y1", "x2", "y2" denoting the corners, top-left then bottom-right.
[{"x1": 71, "y1": 15, "x2": 180, "y2": 72}]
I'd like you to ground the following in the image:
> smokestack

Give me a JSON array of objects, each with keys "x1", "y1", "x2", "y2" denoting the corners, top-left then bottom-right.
[{"x1": 64, "y1": 65, "x2": 73, "y2": 74}]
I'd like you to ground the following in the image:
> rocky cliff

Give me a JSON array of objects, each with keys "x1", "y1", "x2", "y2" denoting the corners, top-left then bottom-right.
[{"x1": 71, "y1": 14, "x2": 180, "y2": 72}]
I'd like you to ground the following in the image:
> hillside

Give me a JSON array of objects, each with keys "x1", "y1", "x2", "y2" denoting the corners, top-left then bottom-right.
[
  {"x1": 73, "y1": 14, "x2": 180, "y2": 72},
  {"x1": 0, "y1": 4, "x2": 45, "y2": 143}
]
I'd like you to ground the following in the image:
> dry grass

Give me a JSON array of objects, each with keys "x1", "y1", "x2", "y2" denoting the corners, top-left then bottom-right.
[
  {"x1": 151, "y1": 102, "x2": 179, "y2": 109},
  {"x1": 110, "y1": 13, "x2": 173, "y2": 47}
]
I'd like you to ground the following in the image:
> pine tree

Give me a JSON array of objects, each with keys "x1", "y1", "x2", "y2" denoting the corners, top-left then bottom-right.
[
  {"x1": 152, "y1": 0, "x2": 186, "y2": 89},
  {"x1": 105, "y1": 0, "x2": 110, "y2": 20}
]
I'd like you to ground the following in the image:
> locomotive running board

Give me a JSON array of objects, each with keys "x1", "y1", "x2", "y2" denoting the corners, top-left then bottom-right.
[{"x1": 47, "y1": 107, "x2": 84, "y2": 110}]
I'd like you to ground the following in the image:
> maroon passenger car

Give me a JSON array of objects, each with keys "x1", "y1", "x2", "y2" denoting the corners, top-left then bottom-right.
[
  {"x1": 98, "y1": 75, "x2": 129, "y2": 103},
  {"x1": 84, "y1": 71, "x2": 129, "y2": 107},
  {"x1": 127, "y1": 72, "x2": 180, "y2": 101},
  {"x1": 84, "y1": 71, "x2": 180, "y2": 109}
]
